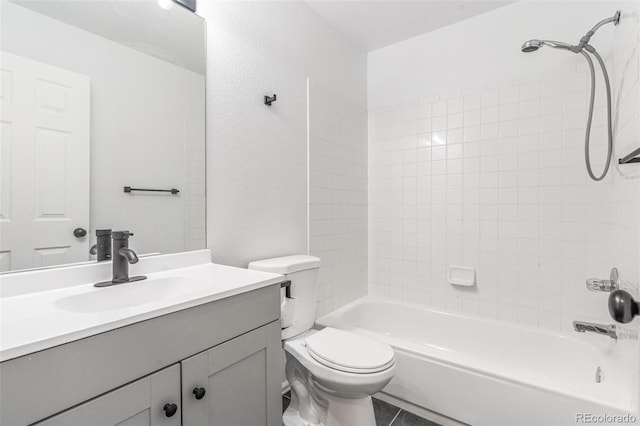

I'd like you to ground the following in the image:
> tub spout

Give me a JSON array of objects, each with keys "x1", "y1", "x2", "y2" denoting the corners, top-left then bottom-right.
[{"x1": 573, "y1": 321, "x2": 617, "y2": 340}]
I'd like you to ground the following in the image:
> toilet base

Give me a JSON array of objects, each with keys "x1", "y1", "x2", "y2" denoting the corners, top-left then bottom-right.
[
  {"x1": 283, "y1": 393, "x2": 376, "y2": 426},
  {"x1": 284, "y1": 353, "x2": 377, "y2": 426}
]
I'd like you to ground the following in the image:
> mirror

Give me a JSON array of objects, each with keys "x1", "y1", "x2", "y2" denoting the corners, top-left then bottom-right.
[{"x1": 0, "y1": 0, "x2": 206, "y2": 272}]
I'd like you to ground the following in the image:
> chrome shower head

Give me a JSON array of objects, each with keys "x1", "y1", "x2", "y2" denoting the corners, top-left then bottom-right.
[
  {"x1": 521, "y1": 10, "x2": 620, "y2": 182},
  {"x1": 521, "y1": 39, "x2": 542, "y2": 52},
  {"x1": 521, "y1": 39, "x2": 573, "y2": 53}
]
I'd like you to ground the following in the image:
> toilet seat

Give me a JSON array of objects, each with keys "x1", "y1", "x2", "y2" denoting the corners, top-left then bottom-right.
[
  {"x1": 305, "y1": 328, "x2": 395, "y2": 374},
  {"x1": 285, "y1": 328, "x2": 396, "y2": 403}
]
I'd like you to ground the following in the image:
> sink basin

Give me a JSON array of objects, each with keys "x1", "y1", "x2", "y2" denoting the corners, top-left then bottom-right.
[{"x1": 54, "y1": 276, "x2": 212, "y2": 313}]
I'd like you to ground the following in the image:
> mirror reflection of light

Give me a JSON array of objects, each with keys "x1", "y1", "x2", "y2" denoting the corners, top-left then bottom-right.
[{"x1": 157, "y1": 0, "x2": 174, "y2": 10}]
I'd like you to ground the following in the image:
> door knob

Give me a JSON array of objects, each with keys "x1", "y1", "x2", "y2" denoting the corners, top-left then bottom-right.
[
  {"x1": 163, "y1": 403, "x2": 178, "y2": 417},
  {"x1": 608, "y1": 290, "x2": 640, "y2": 323},
  {"x1": 193, "y1": 387, "x2": 206, "y2": 400},
  {"x1": 73, "y1": 228, "x2": 87, "y2": 238}
]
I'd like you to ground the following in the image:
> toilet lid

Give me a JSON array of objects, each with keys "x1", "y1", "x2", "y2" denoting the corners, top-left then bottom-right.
[{"x1": 305, "y1": 328, "x2": 395, "y2": 374}]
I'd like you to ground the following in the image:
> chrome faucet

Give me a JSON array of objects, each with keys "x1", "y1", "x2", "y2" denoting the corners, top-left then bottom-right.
[
  {"x1": 95, "y1": 231, "x2": 146, "y2": 287},
  {"x1": 573, "y1": 321, "x2": 617, "y2": 340}
]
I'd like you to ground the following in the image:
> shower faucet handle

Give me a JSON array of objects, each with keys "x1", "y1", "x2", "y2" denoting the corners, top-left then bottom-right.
[
  {"x1": 586, "y1": 267, "x2": 619, "y2": 292},
  {"x1": 609, "y1": 290, "x2": 640, "y2": 324}
]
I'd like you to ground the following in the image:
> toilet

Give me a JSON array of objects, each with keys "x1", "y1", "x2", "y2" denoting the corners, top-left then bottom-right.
[{"x1": 248, "y1": 255, "x2": 396, "y2": 426}]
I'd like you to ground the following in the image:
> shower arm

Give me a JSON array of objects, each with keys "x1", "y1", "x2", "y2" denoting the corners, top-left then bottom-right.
[
  {"x1": 573, "y1": 11, "x2": 621, "y2": 52},
  {"x1": 590, "y1": 11, "x2": 621, "y2": 34}
]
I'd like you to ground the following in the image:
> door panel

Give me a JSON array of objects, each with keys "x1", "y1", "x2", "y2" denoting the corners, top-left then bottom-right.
[
  {"x1": 34, "y1": 364, "x2": 180, "y2": 426},
  {"x1": 209, "y1": 350, "x2": 267, "y2": 426},
  {"x1": 0, "y1": 51, "x2": 90, "y2": 271},
  {"x1": 181, "y1": 321, "x2": 281, "y2": 426}
]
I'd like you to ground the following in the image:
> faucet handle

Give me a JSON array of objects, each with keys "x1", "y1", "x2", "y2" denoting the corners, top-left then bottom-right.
[
  {"x1": 586, "y1": 267, "x2": 619, "y2": 292},
  {"x1": 609, "y1": 290, "x2": 640, "y2": 324}
]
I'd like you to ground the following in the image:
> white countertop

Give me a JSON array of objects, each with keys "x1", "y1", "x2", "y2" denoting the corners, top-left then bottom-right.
[{"x1": 0, "y1": 250, "x2": 283, "y2": 362}]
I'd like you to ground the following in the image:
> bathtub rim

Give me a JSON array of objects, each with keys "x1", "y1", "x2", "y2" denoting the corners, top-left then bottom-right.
[{"x1": 315, "y1": 296, "x2": 634, "y2": 414}]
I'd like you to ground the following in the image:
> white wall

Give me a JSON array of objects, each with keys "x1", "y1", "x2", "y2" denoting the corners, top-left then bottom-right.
[
  {"x1": 369, "y1": 1, "x2": 621, "y2": 109},
  {"x1": 1, "y1": 3, "x2": 206, "y2": 256},
  {"x1": 200, "y1": 1, "x2": 366, "y2": 268},
  {"x1": 367, "y1": 0, "x2": 639, "y2": 330}
]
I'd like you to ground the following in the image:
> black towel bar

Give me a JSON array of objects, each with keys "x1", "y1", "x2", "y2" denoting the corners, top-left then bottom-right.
[{"x1": 124, "y1": 186, "x2": 179, "y2": 195}]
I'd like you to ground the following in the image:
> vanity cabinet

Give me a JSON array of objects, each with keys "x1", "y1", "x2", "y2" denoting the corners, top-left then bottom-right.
[
  {"x1": 0, "y1": 285, "x2": 281, "y2": 426},
  {"x1": 181, "y1": 323, "x2": 281, "y2": 426},
  {"x1": 32, "y1": 321, "x2": 280, "y2": 426},
  {"x1": 34, "y1": 364, "x2": 181, "y2": 426}
]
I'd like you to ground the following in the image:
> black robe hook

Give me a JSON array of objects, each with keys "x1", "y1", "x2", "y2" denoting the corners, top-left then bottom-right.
[{"x1": 264, "y1": 94, "x2": 277, "y2": 106}]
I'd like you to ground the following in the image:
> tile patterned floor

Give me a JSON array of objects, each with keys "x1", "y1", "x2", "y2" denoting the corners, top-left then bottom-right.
[{"x1": 282, "y1": 392, "x2": 440, "y2": 426}]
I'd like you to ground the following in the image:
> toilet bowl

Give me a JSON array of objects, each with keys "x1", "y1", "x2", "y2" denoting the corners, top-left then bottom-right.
[
  {"x1": 284, "y1": 328, "x2": 396, "y2": 426},
  {"x1": 248, "y1": 255, "x2": 396, "y2": 426}
]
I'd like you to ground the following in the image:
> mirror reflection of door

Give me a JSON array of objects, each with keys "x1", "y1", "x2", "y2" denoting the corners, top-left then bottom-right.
[
  {"x1": 0, "y1": 51, "x2": 90, "y2": 272},
  {"x1": 0, "y1": 1, "x2": 206, "y2": 273}
]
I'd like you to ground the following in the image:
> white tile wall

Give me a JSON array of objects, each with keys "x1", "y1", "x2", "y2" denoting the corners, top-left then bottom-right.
[
  {"x1": 309, "y1": 81, "x2": 368, "y2": 317},
  {"x1": 611, "y1": 6, "x2": 640, "y2": 299},
  {"x1": 368, "y1": 11, "x2": 640, "y2": 336},
  {"x1": 611, "y1": 5, "x2": 640, "y2": 412}
]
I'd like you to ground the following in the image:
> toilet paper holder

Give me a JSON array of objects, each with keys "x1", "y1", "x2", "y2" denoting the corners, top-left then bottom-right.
[
  {"x1": 280, "y1": 280, "x2": 296, "y2": 330},
  {"x1": 281, "y1": 280, "x2": 292, "y2": 298}
]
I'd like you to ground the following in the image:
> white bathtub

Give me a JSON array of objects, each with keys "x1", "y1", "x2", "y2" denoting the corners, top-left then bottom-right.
[{"x1": 316, "y1": 297, "x2": 636, "y2": 426}]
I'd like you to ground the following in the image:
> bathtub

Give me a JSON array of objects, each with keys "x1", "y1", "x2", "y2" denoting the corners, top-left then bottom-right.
[{"x1": 316, "y1": 297, "x2": 636, "y2": 426}]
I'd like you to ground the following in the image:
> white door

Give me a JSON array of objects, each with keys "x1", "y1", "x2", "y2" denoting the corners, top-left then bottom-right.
[{"x1": 0, "y1": 51, "x2": 90, "y2": 272}]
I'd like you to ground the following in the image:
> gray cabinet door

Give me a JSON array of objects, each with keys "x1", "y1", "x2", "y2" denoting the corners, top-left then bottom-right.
[
  {"x1": 34, "y1": 364, "x2": 181, "y2": 426},
  {"x1": 181, "y1": 321, "x2": 281, "y2": 426}
]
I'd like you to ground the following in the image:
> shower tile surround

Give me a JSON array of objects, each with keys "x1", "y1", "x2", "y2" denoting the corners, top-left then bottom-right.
[
  {"x1": 367, "y1": 5, "x2": 640, "y2": 408},
  {"x1": 368, "y1": 13, "x2": 640, "y2": 334},
  {"x1": 301, "y1": 7, "x2": 640, "y2": 412},
  {"x1": 309, "y1": 81, "x2": 368, "y2": 318}
]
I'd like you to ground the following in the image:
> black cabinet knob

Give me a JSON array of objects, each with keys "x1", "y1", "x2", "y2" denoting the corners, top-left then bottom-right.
[
  {"x1": 193, "y1": 387, "x2": 206, "y2": 400},
  {"x1": 163, "y1": 403, "x2": 178, "y2": 417},
  {"x1": 73, "y1": 228, "x2": 87, "y2": 238}
]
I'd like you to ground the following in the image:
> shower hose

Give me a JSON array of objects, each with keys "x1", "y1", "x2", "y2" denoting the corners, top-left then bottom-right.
[{"x1": 579, "y1": 48, "x2": 614, "y2": 181}]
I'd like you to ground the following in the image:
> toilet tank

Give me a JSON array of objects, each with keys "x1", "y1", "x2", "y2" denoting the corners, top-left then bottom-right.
[{"x1": 248, "y1": 255, "x2": 321, "y2": 339}]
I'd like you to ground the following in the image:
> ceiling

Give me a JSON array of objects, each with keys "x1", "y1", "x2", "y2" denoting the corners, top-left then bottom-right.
[
  {"x1": 11, "y1": 0, "x2": 205, "y2": 74},
  {"x1": 305, "y1": 0, "x2": 515, "y2": 52}
]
